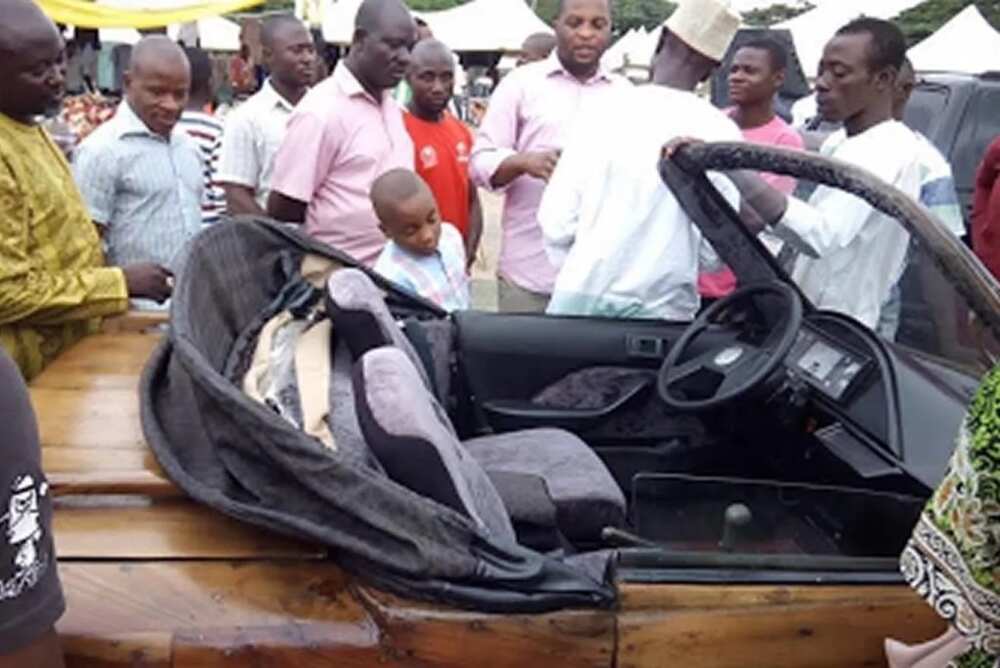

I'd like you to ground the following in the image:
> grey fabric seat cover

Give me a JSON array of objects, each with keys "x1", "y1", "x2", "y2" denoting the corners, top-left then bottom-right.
[
  {"x1": 352, "y1": 347, "x2": 515, "y2": 542},
  {"x1": 464, "y1": 429, "x2": 627, "y2": 543},
  {"x1": 327, "y1": 269, "x2": 624, "y2": 543},
  {"x1": 325, "y1": 269, "x2": 431, "y2": 388},
  {"x1": 140, "y1": 218, "x2": 615, "y2": 613}
]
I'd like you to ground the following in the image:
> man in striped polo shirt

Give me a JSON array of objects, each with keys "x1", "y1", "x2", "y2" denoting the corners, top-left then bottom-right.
[
  {"x1": 178, "y1": 47, "x2": 226, "y2": 226},
  {"x1": 74, "y1": 36, "x2": 203, "y2": 310}
]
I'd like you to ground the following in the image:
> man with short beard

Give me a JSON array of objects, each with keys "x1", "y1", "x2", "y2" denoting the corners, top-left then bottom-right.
[
  {"x1": 218, "y1": 15, "x2": 316, "y2": 216},
  {"x1": 267, "y1": 0, "x2": 416, "y2": 265},
  {"x1": 0, "y1": 1, "x2": 172, "y2": 378},
  {"x1": 470, "y1": 0, "x2": 628, "y2": 313},
  {"x1": 404, "y1": 39, "x2": 483, "y2": 263},
  {"x1": 74, "y1": 36, "x2": 203, "y2": 311}
]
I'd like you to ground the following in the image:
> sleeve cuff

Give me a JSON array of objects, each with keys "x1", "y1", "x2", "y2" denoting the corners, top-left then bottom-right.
[
  {"x1": 214, "y1": 172, "x2": 257, "y2": 188},
  {"x1": 471, "y1": 148, "x2": 517, "y2": 192},
  {"x1": 772, "y1": 197, "x2": 822, "y2": 259}
]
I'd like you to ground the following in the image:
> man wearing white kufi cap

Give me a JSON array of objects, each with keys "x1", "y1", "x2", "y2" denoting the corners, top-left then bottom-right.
[{"x1": 538, "y1": 0, "x2": 744, "y2": 320}]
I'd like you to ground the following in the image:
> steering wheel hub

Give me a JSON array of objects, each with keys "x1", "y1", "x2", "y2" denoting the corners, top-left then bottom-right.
[{"x1": 658, "y1": 281, "x2": 804, "y2": 411}]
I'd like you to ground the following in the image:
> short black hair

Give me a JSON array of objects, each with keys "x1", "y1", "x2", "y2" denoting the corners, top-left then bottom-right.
[
  {"x1": 184, "y1": 46, "x2": 213, "y2": 95},
  {"x1": 555, "y1": 0, "x2": 611, "y2": 20},
  {"x1": 261, "y1": 14, "x2": 303, "y2": 49},
  {"x1": 415, "y1": 16, "x2": 428, "y2": 27},
  {"x1": 835, "y1": 17, "x2": 906, "y2": 72},
  {"x1": 739, "y1": 37, "x2": 787, "y2": 72}
]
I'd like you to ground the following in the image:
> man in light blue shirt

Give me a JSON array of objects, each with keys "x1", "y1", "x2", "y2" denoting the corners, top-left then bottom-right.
[{"x1": 74, "y1": 36, "x2": 203, "y2": 309}]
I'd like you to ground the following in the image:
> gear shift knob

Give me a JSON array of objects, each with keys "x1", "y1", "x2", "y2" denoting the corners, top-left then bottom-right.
[{"x1": 719, "y1": 503, "x2": 753, "y2": 552}]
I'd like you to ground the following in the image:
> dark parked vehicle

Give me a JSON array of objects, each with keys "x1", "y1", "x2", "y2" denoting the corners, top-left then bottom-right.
[{"x1": 904, "y1": 71, "x2": 1000, "y2": 227}]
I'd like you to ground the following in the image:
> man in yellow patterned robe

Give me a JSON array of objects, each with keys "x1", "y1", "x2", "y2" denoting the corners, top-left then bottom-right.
[{"x1": 0, "y1": 0, "x2": 173, "y2": 379}]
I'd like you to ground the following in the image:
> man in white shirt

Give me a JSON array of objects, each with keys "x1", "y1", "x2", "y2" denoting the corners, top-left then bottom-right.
[
  {"x1": 876, "y1": 56, "x2": 966, "y2": 339},
  {"x1": 735, "y1": 19, "x2": 928, "y2": 330},
  {"x1": 538, "y1": 0, "x2": 741, "y2": 320},
  {"x1": 217, "y1": 15, "x2": 316, "y2": 216}
]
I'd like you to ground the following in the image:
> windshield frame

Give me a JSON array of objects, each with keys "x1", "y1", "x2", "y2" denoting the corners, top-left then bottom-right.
[{"x1": 660, "y1": 142, "x2": 1000, "y2": 345}]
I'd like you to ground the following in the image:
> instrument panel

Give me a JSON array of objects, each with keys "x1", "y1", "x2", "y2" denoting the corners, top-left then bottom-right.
[{"x1": 787, "y1": 327, "x2": 872, "y2": 402}]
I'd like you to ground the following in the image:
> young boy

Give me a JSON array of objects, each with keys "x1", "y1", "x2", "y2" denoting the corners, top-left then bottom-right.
[{"x1": 372, "y1": 169, "x2": 470, "y2": 312}]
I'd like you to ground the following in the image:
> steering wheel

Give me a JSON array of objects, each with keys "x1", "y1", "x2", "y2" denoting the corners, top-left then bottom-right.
[{"x1": 658, "y1": 281, "x2": 803, "y2": 411}]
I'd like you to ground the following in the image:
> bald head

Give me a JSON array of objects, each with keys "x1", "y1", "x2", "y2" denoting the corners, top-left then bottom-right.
[
  {"x1": 126, "y1": 36, "x2": 190, "y2": 137},
  {"x1": 407, "y1": 39, "x2": 455, "y2": 119},
  {"x1": 0, "y1": 0, "x2": 65, "y2": 121},
  {"x1": 130, "y1": 35, "x2": 189, "y2": 76},
  {"x1": 519, "y1": 32, "x2": 556, "y2": 66},
  {"x1": 261, "y1": 14, "x2": 306, "y2": 49},
  {"x1": 349, "y1": 0, "x2": 416, "y2": 93},
  {"x1": 410, "y1": 38, "x2": 452, "y2": 68},
  {"x1": 371, "y1": 169, "x2": 441, "y2": 255},
  {"x1": 355, "y1": 0, "x2": 412, "y2": 36},
  {"x1": 260, "y1": 14, "x2": 315, "y2": 89},
  {"x1": 371, "y1": 169, "x2": 429, "y2": 217}
]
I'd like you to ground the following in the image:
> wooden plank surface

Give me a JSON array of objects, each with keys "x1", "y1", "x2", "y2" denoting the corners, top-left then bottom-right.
[
  {"x1": 30, "y1": 329, "x2": 327, "y2": 561},
  {"x1": 58, "y1": 561, "x2": 616, "y2": 668},
  {"x1": 349, "y1": 586, "x2": 615, "y2": 668},
  {"x1": 616, "y1": 583, "x2": 946, "y2": 668},
  {"x1": 54, "y1": 500, "x2": 324, "y2": 559}
]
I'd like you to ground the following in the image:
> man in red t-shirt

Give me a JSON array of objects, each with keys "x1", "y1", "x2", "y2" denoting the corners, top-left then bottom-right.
[
  {"x1": 972, "y1": 136, "x2": 1000, "y2": 281},
  {"x1": 403, "y1": 39, "x2": 483, "y2": 265}
]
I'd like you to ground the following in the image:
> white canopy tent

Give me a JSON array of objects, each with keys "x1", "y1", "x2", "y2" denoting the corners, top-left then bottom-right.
[
  {"x1": 420, "y1": 0, "x2": 552, "y2": 52},
  {"x1": 908, "y1": 5, "x2": 1000, "y2": 73},
  {"x1": 322, "y1": 0, "x2": 552, "y2": 51},
  {"x1": 775, "y1": 0, "x2": 926, "y2": 75},
  {"x1": 97, "y1": 15, "x2": 241, "y2": 50}
]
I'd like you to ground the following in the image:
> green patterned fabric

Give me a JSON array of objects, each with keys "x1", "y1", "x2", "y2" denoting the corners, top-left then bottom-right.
[{"x1": 902, "y1": 365, "x2": 1000, "y2": 667}]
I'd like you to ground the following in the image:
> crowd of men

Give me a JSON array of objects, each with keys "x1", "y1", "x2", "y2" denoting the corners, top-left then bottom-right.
[
  {"x1": 6, "y1": 0, "x2": 997, "y2": 379},
  {"x1": 3, "y1": 0, "x2": 1000, "y2": 660}
]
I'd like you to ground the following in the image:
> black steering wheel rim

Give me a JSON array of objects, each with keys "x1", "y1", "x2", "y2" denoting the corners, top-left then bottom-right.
[{"x1": 657, "y1": 281, "x2": 803, "y2": 411}]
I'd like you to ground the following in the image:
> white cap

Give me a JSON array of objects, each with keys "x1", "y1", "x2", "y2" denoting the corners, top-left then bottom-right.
[{"x1": 664, "y1": 0, "x2": 741, "y2": 63}]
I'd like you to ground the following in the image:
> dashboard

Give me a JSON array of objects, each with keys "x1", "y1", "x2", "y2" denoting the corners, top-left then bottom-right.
[{"x1": 786, "y1": 326, "x2": 872, "y2": 402}]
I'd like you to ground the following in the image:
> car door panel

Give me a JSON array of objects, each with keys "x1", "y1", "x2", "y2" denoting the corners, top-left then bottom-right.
[{"x1": 453, "y1": 312, "x2": 732, "y2": 437}]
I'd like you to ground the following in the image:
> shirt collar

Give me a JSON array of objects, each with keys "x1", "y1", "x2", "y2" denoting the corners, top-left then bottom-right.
[
  {"x1": 542, "y1": 51, "x2": 614, "y2": 85},
  {"x1": 333, "y1": 62, "x2": 386, "y2": 105},
  {"x1": 112, "y1": 100, "x2": 176, "y2": 142},
  {"x1": 258, "y1": 78, "x2": 298, "y2": 112}
]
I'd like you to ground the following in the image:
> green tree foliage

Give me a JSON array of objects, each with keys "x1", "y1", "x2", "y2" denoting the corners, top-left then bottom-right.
[
  {"x1": 260, "y1": 0, "x2": 295, "y2": 11},
  {"x1": 611, "y1": 0, "x2": 676, "y2": 34},
  {"x1": 896, "y1": 0, "x2": 1000, "y2": 44},
  {"x1": 741, "y1": 2, "x2": 813, "y2": 27}
]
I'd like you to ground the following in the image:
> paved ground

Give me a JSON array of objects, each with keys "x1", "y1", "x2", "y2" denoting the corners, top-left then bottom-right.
[{"x1": 469, "y1": 189, "x2": 503, "y2": 311}]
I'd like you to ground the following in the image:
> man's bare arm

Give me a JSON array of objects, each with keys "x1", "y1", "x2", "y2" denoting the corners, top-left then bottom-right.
[
  {"x1": 266, "y1": 191, "x2": 308, "y2": 224},
  {"x1": 489, "y1": 151, "x2": 560, "y2": 189},
  {"x1": 0, "y1": 628, "x2": 64, "y2": 668},
  {"x1": 466, "y1": 188, "x2": 484, "y2": 269},
  {"x1": 223, "y1": 184, "x2": 266, "y2": 217}
]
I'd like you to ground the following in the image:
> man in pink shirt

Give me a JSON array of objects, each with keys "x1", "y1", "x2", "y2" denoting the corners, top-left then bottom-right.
[
  {"x1": 267, "y1": 0, "x2": 416, "y2": 266},
  {"x1": 470, "y1": 0, "x2": 629, "y2": 312},
  {"x1": 699, "y1": 37, "x2": 804, "y2": 298}
]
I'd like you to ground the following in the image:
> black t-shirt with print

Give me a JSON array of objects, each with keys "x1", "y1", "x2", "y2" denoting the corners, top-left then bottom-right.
[{"x1": 0, "y1": 349, "x2": 64, "y2": 654}]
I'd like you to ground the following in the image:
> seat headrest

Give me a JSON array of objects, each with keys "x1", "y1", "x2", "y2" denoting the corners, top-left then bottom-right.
[
  {"x1": 325, "y1": 269, "x2": 431, "y2": 386},
  {"x1": 352, "y1": 347, "x2": 514, "y2": 541}
]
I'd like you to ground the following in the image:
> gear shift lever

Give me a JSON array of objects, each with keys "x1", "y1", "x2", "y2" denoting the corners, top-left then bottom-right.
[{"x1": 719, "y1": 503, "x2": 753, "y2": 552}]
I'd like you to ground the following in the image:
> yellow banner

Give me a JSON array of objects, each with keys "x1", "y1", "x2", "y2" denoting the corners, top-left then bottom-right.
[{"x1": 38, "y1": 0, "x2": 264, "y2": 29}]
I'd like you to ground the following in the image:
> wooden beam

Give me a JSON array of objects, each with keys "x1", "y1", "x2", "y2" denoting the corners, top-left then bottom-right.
[
  {"x1": 54, "y1": 500, "x2": 324, "y2": 559},
  {"x1": 617, "y1": 583, "x2": 947, "y2": 668}
]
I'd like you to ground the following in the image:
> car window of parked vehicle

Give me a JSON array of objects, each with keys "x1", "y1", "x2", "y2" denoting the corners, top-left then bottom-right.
[
  {"x1": 951, "y1": 87, "x2": 1000, "y2": 196},
  {"x1": 903, "y1": 82, "x2": 951, "y2": 140}
]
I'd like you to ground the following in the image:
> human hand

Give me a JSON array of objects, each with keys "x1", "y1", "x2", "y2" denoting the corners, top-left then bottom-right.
[
  {"x1": 519, "y1": 149, "x2": 561, "y2": 182},
  {"x1": 122, "y1": 263, "x2": 173, "y2": 303},
  {"x1": 661, "y1": 136, "x2": 704, "y2": 161}
]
